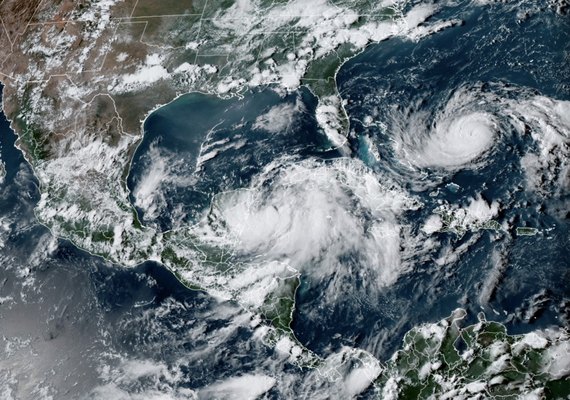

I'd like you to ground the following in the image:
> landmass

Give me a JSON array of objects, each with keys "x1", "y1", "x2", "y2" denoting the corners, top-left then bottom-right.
[
  {"x1": 516, "y1": 227, "x2": 539, "y2": 236},
  {"x1": 0, "y1": 0, "x2": 567, "y2": 395},
  {"x1": 377, "y1": 309, "x2": 570, "y2": 399},
  {"x1": 422, "y1": 195, "x2": 503, "y2": 238},
  {"x1": 0, "y1": 0, "x2": 458, "y2": 358}
]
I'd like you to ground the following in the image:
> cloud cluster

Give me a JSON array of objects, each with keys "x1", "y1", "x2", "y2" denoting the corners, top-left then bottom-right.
[{"x1": 196, "y1": 157, "x2": 420, "y2": 293}]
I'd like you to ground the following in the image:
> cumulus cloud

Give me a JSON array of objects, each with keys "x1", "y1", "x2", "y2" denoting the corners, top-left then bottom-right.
[
  {"x1": 132, "y1": 143, "x2": 194, "y2": 223},
  {"x1": 253, "y1": 97, "x2": 305, "y2": 134},
  {"x1": 198, "y1": 374, "x2": 276, "y2": 400},
  {"x1": 513, "y1": 96, "x2": 570, "y2": 197},
  {"x1": 195, "y1": 157, "x2": 420, "y2": 293},
  {"x1": 425, "y1": 194, "x2": 500, "y2": 237},
  {"x1": 90, "y1": 358, "x2": 198, "y2": 400},
  {"x1": 133, "y1": 144, "x2": 170, "y2": 221}
]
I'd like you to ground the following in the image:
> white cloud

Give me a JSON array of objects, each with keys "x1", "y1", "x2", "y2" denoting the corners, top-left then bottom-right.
[
  {"x1": 119, "y1": 65, "x2": 170, "y2": 91},
  {"x1": 543, "y1": 340, "x2": 570, "y2": 379},
  {"x1": 343, "y1": 362, "x2": 383, "y2": 397},
  {"x1": 513, "y1": 96, "x2": 570, "y2": 196},
  {"x1": 463, "y1": 195, "x2": 500, "y2": 224},
  {"x1": 27, "y1": 233, "x2": 58, "y2": 268},
  {"x1": 132, "y1": 143, "x2": 196, "y2": 224},
  {"x1": 253, "y1": 97, "x2": 305, "y2": 134},
  {"x1": 195, "y1": 157, "x2": 419, "y2": 293},
  {"x1": 422, "y1": 214, "x2": 443, "y2": 234},
  {"x1": 133, "y1": 144, "x2": 169, "y2": 221},
  {"x1": 392, "y1": 86, "x2": 499, "y2": 170},
  {"x1": 315, "y1": 95, "x2": 349, "y2": 151},
  {"x1": 417, "y1": 112, "x2": 497, "y2": 168},
  {"x1": 198, "y1": 374, "x2": 276, "y2": 400},
  {"x1": 0, "y1": 160, "x2": 5, "y2": 185},
  {"x1": 427, "y1": 194, "x2": 500, "y2": 236}
]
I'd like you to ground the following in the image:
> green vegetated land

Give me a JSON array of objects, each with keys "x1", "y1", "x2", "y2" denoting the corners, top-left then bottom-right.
[{"x1": 376, "y1": 310, "x2": 569, "y2": 398}]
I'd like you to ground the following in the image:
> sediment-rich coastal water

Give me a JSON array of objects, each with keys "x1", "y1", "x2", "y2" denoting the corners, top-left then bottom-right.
[
  {"x1": 1, "y1": 0, "x2": 569, "y2": 396},
  {"x1": 127, "y1": 1, "x2": 569, "y2": 360}
]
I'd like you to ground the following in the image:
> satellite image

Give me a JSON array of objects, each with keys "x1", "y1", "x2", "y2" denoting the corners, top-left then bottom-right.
[{"x1": 0, "y1": 0, "x2": 568, "y2": 398}]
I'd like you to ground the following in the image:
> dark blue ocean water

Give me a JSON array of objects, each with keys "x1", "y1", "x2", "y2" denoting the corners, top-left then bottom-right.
[
  {"x1": 0, "y1": 87, "x2": 277, "y2": 397},
  {"x1": 128, "y1": 88, "x2": 336, "y2": 231},
  {"x1": 126, "y1": 1, "x2": 569, "y2": 360},
  {"x1": 1, "y1": 1, "x2": 569, "y2": 397},
  {"x1": 291, "y1": 1, "x2": 570, "y2": 356}
]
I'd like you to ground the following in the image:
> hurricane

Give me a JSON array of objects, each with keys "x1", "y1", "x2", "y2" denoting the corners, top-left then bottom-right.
[
  {"x1": 385, "y1": 84, "x2": 497, "y2": 170},
  {"x1": 1, "y1": 0, "x2": 569, "y2": 398}
]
